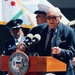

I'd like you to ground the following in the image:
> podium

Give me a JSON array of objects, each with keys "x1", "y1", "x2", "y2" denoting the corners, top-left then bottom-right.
[{"x1": 0, "y1": 56, "x2": 67, "y2": 75}]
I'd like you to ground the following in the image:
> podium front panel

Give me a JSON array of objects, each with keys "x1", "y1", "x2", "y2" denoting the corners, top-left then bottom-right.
[{"x1": 0, "y1": 56, "x2": 67, "y2": 72}]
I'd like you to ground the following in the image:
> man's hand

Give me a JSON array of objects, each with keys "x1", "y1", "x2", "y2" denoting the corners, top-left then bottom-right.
[
  {"x1": 16, "y1": 42, "x2": 25, "y2": 52},
  {"x1": 72, "y1": 57, "x2": 75, "y2": 67},
  {"x1": 51, "y1": 47, "x2": 61, "y2": 54}
]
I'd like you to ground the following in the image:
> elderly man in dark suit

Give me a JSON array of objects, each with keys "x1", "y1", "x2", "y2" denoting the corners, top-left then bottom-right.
[{"x1": 29, "y1": 7, "x2": 75, "y2": 75}]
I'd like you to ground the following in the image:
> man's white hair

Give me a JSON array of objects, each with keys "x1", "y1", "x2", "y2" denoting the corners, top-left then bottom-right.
[{"x1": 48, "y1": 7, "x2": 62, "y2": 16}]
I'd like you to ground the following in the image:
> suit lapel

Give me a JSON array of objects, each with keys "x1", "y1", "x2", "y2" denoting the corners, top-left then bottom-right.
[{"x1": 54, "y1": 23, "x2": 64, "y2": 46}]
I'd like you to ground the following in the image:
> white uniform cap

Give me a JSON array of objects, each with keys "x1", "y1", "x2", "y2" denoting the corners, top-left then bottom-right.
[{"x1": 34, "y1": 4, "x2": 50, "y2": 14}]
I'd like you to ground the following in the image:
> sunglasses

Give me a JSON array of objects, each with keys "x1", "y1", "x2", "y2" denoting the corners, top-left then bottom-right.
[{"x1": 47, "y1": 16, "x2": 60, "y2": 20}]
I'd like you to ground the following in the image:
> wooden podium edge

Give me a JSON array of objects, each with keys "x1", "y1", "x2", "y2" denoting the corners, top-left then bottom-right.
[
  {"x1": 27, "y1": 56, "x2": 67, "y2": 72},
  {"x1": 0, "y1": 56, "x2": 67, "y2": 72}
]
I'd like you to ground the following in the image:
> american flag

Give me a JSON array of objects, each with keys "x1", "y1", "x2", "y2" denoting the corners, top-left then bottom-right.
[{"x1": 16, "y1": 62, "x2": 22, "y2": 68}]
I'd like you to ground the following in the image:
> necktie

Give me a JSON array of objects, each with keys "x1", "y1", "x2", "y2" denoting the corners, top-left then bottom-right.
[
  {"x1": 48, "y1": 29, "x2": 54, "y2": 42},
  {"x1": 15, "y1": 39, "x2": 19, "y2": 45},
  {"x1": 45, "y1": 29, "x2": 54, "y2": 56},
  {"x1": 15, "y1": 39, "x2": 18, "y2": 43}
]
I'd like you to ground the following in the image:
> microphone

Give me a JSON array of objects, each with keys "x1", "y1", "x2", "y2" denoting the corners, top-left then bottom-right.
[
  {"x1": 24, "y1": 34, "x2": 41, "y2": 48},
  {"x1": 32, "y1": 34, "x2": 41, "y2": 43},
  {"x1": 25, "y1": 33, "x2": 33, "y2": 42},
  {"x1": 24, "y1": 33, "x2": 33, "y2": 47}
]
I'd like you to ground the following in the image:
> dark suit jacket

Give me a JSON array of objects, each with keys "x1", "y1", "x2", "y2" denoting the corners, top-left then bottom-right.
[
  {"x1": 29, "y1": 24, "x2": 47, "y2": 35},
  {"x1": 29, "y1": 22, "x2": 75, "y2": 75}
]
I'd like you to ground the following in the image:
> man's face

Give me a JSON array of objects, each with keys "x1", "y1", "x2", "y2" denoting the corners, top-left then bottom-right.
[
  {"x1": 47, "y1": 11, "x2": 61, "y2": 29},
  {"x1": 10, "y1": 28, "x2": 21, "y2": 39},
  {"x1": 36, "y1": 14, "x2": 47, "y2": 25}
]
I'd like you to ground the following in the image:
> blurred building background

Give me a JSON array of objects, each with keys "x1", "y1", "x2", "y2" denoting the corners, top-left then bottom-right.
[{"x1": 48, "y1": 0, "x2": 75, "y2": 21}]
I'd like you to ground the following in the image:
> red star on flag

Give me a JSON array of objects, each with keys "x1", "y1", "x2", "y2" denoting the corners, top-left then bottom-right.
[{"x1": 10, "y1": 1, "x2": 16, "y2": 6}]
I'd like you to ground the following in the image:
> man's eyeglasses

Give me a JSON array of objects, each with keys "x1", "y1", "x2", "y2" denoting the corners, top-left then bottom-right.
[{"x1": 46, "y1": 16, "x2": 60, "y2": 20}]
